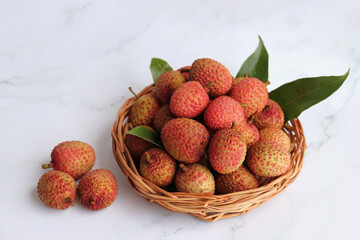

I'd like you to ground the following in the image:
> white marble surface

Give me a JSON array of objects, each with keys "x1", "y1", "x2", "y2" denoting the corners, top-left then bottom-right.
[{"x1": 1, "y1": 0, "x2": 360, "y2": 239}]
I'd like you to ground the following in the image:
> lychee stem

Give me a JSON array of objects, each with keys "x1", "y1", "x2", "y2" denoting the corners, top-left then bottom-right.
[
  {"x1": 178, "y1": 163, "x2": 188, "y2": 172},
  {"x1": 240, "y1": 103, "x2": 248, "y2": 108},
  {"x1": 42, "y1": 163, "x2": 53, "y2": 169},
  {"x1": 244, "y1": 74, "x2": 249, "y2": 78},
  {"x1": 265, "y1": 80, "x2": 271, "y2": 86},
  {"x1": 128, "y1": 87, "x2": 138, "y2": 99},
  {"x1": 205, "y1": 81, "x2": 214, "y2": 89},
  {"x1": 248, "y1": 114, "x2": 256, "y2": 123},
  {"x1": 65, "y1": 197, "x2": 74, "y2": 207},
  {"x1": 144, "y1": 152, "x2": 152, "y2": 163}
]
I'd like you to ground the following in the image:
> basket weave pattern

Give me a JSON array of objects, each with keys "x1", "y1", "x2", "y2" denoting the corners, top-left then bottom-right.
[{"x1": 111, "y1": 84, "x2": 307, "y2": 222}]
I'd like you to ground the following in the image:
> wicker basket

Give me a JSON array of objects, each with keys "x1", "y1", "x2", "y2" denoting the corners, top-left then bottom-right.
[{"x1": 111, "y1": 84, "x2": 307, "y2": 222}]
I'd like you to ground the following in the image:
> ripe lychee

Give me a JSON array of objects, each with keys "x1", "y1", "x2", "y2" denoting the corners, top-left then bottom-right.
[
  {"x1": 175, "y1": 163, "x2": 215, "y2": 194},
  {"x1": 77, "y1": 169, "x2": 118, "y2": 211},
  {"x1": 254, "y1": 99, "x2": 284, "y2": 129},
  {"x1": 161, "y1": 118, "x2": 210, "y2": 164},
  {"x1": 216, "y1": 165, "x2": 259, "y2": 194},
  {"x1": 37, "y1": 170, "x2": 76, "y2": 209},
  {"x1": 204, "y1": 96, "x2": 244, "y2": 131},
  {"x1": 155, "y1": 70, "x2": 186, "y2": 103},
  {"x1": 259, "y1": 127, "x2": 291, "y2": 151},
  {"x1": 129, "y1": 92, "x2": 162, "y2": 127},
  {"x1": 233, "y1": 120, "x2": 260, "y2": 147},
  {"x1": 139, "y1": 148, "x2": 177, "y2": 187},
  {"x1": 247, "y1": 141, "x2": 291, "y2": 177},
  {"x1": 170, "y1": 81, "x2": 209, "y2": 118},
  {"x1": 189, "y1": 58, "x2": 233, "y2": 98},
  {"x1": 42, "y1": 141, "x2": 95, "y2": 180},
  {"x1": 209, "y1": 129, "x2": 247, "y2": 174},
  {"x1": 125, "y1": 126, "x2": 155, "y2": 162},
  {"x1": 229, "y1": 77, "x2": 268, "y2": 118},
  {"x1": 153, "y1": 105, "x2": 174, "y2": 133}
]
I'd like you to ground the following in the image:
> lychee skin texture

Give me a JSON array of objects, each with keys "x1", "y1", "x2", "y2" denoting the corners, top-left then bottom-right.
[
  {"x1": 233, "y1": 120, "x2": 260, "y2": 147},
  {"x1": 189, "y1": 58, "x2": 233, "y2": 98},
  {"x1": 129, "y1": 92, "x2": 162, "y2": 127},
  {"x1": 153, "y1": 105, "x2": 174, "y2": 133},
  {"x1": 204, "y1": 96, "x2": 245, "y2": 131},
  {"x1": 254, "y1": 99, "x2": 285, "y2": 129},
  {"x1": 139, "y1": 148, "x2": 177, "y2": 187},
  {"x1": 77, "y1": 169, "x2": 118, "y2": 211},
  {"x1": 230, "y1": 78, "x2": 268, "y2": 118},
  {"x1": 155, "y1": 71, "x2": 186, "y2": 103},
  {"x1": 125, "y1": 126, "x2": 155, "y2": 162},
  {"x1": 177, "y1": 66, "x2": 191, "y2": 81},
  {"x1": 216, "y1": 165, "x2": 259, "y2": 194},
  {"x1": 45, "y1": 141, "x2": 95, "y2": 180},
  {"x1": 209, "y1": 129, "x2": 247, "y2": 174},
  {"x1": 175, "y1": 164, "x2": 215, "y2": 194},
  {"x1": 259, "y1": 127, "x2": 291, "y2": 151},
  {"x1": 247, "y1": 141, "x2": 291, "y2": 177},
  {"x1": 161, "y1": 118, "x2": 210, "y2": 164},
  {"x1": 170, "y1": 81, "x2": 209, "y2": 118},
  {"x1": 37, "y1": 170, "x2": 76, "y2": 209}
]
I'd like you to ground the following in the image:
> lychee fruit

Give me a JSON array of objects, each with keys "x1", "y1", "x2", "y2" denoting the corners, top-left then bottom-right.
[
  {"x1": 247, "y1": 141, "x2": 291, "y2": 177},
  {"x1": 42, "y1": 141, "x2": 95, "y2": 180},
  {"x1": 139, "y1": 148, "x2": 177, "y2": 187},
  {"x1": 189, "y1": 58, "x2": 233, "y2": 98},
  {"x1": 77, "y1": 169, "x2": 118, "y2": 211},
  {"x1": 153, "y1": 105, "x2": 174, "y2": 133},
  {"x1": 204, "y1": 96, "x2": 244, "y2": 131},
  {"x1": 229, "y1": 77, "x2": 268, "y2": 118},
  {"x1": 37, "y1": 170, "x2": 76, "y2": 209},
  {"x1": 216, "y1": 165, "x2": 259, "y2": 194},
  {"x1": 125, "y1": 126, "x2": 155, "y2": 162},
  {"x1": 175, "y1": 163, "x2": 215, "y2": 194},
  {"x1": 161, "y1": 118, "x2": 210, "y2": 164},
  {"x1": 177, "y1": 66, "x2": 191, "y2": 81},
  {"x1": 155, "y1": 70, "x2": 186, "y2": 103},
  {"x1": 129, "y1": 92, "x2": 162, "y2": 127},
  {"x1": 208, "y1": 129, "x2": 247, "y2": 174},
  {"x1": 233, "y1": 120, "x2": 260, "y2": 147},
  {"x1": 259, "y1": 127, "x2": 291, "y2": 151},
  {"x1": 254, "y1": 99, "x2": 285, "y2": 129},
  {"x1": 170, "y1": 81, "x2": 209, "y2": 118}
]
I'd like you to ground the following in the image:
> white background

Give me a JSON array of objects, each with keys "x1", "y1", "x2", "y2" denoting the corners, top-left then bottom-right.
[{"x1": 1, "y1": 0, "x2": 359, "y2": 239}]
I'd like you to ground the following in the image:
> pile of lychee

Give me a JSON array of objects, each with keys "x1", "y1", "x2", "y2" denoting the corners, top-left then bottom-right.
[
  {"x1": 126, "y1": 58, "x2": 291, "y2": 194},
  {"x1": 37, "y1": 141, "x2": 118, "y2": 210}
]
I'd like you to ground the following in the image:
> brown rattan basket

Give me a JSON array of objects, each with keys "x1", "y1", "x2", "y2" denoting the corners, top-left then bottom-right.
[{"x1": 111, "y1": 84, "x2": 307, "y2": 222}]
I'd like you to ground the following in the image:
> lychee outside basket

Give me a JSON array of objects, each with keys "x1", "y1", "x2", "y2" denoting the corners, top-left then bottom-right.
[{"x1": 111, "y1": 84, "x2": 307, "y2": 222}]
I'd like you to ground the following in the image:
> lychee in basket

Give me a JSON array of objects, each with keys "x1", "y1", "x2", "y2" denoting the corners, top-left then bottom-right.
[{"x1": 111, "y1": 84, "x2": 307, "y2": 222}]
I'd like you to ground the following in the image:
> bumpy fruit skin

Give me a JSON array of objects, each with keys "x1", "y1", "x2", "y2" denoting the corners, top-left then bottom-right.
[
  {"x1": 77, "y1": 169, "x2": 118, "y2": 211},
  {"x1": 216, "y1": 165, "x2": 259, "y2": 194},
  {"x1": 209, "y1": 129, "x2": 247, "y2": 174},
  {"x1": 170, "y1": 81, "x2": 209, "y2": 118},
  {"x1": 161, "y1": 118, "x2": 210, "y2": 164},
  {"x1": 247, "y1": 141, "x2": 291, "y2": 177},
  {"x1": 233, "y1": 120, "x2": 260, "y2": 147},
  {"x1": 37, "y1": 170, "x2": 76, "y2": 209},
  {"x1": 125, "y1": 126, "x2": 155, "y2": 162},
  {"x1": 44, "y1": 141, "x2": 95, "y2": 180},
  {"x1": 230, "y1": 78, "x2": 268, "y2": 118},
  {"x1": 129, "y1": 92, "x2": 162, "y2": 127},
  {"x1": 189, "y1": 58, "x2": 233, "y2": 98},
  {"x1": 155, "y1": 71, "x2": 186, "y2": 103},
  {"x1": 177, "y1": 66, "x2": 191, "y2": 81},
  {"x1": 139, "y1": 148, "x2": 177, "y2": 187},
  {"x1": 254, "y1": 99, "x2": 284, "y2": 129},
  {"x1": 204, "y1": 96, "x2": 244, "y2": 131},
  {"x1": 153, "y1": 105, "x2": 174, "y2": 133},
  {"x1": 259, "y1": 127, "x2": 291, "y2": 151},
  {"x1": 175, "y1": 164, "x2": 215, "y2": 194}
]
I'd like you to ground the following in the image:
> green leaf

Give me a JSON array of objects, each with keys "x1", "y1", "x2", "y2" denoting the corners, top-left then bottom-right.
[
  {"x1": 150, "y1": 58, "x2": 173, "y2": 83},
  {"x1": 236, "y1": 36, "x2": 269, "y2": 82},
  {"x1": 126, "y1": 126, "x2": 163, "y2": 148},
  {"x1": 269, "y1": 69, "x2": 350, "y2": 121}
]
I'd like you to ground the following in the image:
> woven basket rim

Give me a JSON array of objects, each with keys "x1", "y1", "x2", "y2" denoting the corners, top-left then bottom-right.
[{"x1": 111, "y1": 84, "x2": 307, "y2": 222}]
